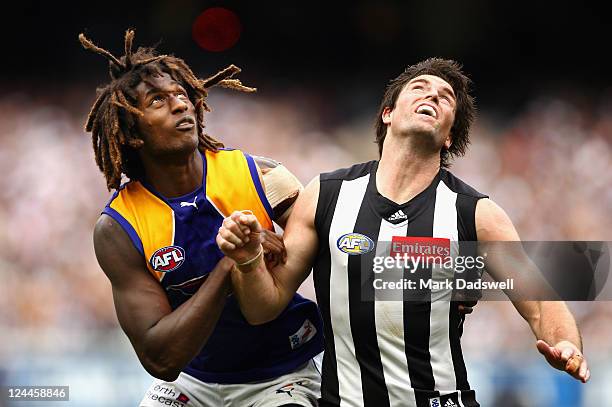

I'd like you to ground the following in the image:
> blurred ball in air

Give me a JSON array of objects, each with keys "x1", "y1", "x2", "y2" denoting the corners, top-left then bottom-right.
[{"x1": 192, "y1": 7, "x2": 242, "y2": 52}]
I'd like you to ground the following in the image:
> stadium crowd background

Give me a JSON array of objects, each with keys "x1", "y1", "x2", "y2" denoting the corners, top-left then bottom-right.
[{"x1": 1, "y1": 1, "x2": 610, "y2": 406}]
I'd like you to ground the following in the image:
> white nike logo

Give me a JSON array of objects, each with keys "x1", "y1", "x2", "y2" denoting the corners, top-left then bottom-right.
[{"x1": 180, "y1": 196, "x2": 198, "y2": 210}]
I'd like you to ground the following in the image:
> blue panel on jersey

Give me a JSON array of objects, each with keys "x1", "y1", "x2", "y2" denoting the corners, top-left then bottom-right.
[
  {"x1": 244, "y1": 153, "x2": 274, "y2": 220},
  {"x1": 162, "y1": 187, "x2": 225, "y2": 309}
]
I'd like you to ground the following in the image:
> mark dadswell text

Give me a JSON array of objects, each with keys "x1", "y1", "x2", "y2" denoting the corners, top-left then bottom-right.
[{"x1": 373, "y1": 278, "x2": 515, "y2": 291}]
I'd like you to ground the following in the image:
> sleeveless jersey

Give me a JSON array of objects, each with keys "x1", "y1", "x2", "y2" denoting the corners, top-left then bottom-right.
[
  {"x1": 314, "y1": 161, "x2": 487, "y2": 407},
  {"x1": 103, "y1": 149, "x2": 324, "y2": 384}
]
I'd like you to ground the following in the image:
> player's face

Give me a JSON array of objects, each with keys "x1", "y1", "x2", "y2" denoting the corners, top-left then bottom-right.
[
  {"x1": 382, "y1": 74, "x2": 456, "y2": 150},
  {"x1": 134, "y1": 73, "x2": 199, "y2": 157}
]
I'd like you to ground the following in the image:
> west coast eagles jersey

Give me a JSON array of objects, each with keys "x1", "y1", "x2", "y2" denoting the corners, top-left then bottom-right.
[{"x1": 103, "y1": 148, "x2": 323, "y2": 384}]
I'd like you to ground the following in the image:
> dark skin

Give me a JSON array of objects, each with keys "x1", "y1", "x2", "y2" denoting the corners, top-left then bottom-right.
[
  {"x1": 94, "y1": 217, "x2": 234, "y2": 382},
  {"x1": 93, "y1": 73, "x2": 286, "y2": 381},
  {"x1": 134, "y1": 73, "x2": 202, "y2": 197}
]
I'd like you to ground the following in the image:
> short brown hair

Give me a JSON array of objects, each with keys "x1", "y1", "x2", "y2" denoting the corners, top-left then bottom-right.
[{"x1": 374, "y1": 58, "x2": 475, "y2": 167}]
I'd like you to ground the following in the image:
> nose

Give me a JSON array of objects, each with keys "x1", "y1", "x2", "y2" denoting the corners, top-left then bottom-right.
[
  {"x1": 170, "y1": 95, "x2": 189, "y2": 114},
  {"x1": 424, "y1": 88, "x2": 440, "y2": 103}
]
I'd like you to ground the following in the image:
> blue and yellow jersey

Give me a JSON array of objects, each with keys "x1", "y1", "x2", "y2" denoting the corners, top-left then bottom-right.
[{"x1": 103, "y1": 149, "x2": 323, "y2": 383}]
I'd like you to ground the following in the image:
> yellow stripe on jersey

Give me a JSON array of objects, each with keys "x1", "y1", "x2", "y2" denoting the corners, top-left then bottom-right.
[
  {"x1": 109, "y1": 182, "x2": 173, "y2": 280},
  {"x1": 205, "y1": 149, "x2": 273, "y2": 231}
]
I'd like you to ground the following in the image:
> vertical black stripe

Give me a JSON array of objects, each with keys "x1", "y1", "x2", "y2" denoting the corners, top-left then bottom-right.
[
  {"x1": 314, "y1": 179, "x2": 341, "y2": 405},
  {"x1": 404, "y1": 200, "x2": 437, "y2": 392},
  {"x1": 348, "y1": 201, "x2": 390, "y2": 407},
  {"x1": 452, "y1": 194, "x2": 481, "y2": 391},
  {"x1": 456, "y1": 194, "x2": 479, "y2": 242},
  {"x1": 449, "y1": 306, "x2": 469, "y2": 390}
]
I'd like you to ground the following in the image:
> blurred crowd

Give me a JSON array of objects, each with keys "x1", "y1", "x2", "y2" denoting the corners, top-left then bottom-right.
[{"x1": 0, "y1": 84, "x2": 610, "y2": 405}]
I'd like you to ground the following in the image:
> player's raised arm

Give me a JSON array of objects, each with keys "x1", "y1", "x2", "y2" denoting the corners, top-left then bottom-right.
[
  {"x1": 475, "y1": 198, "x2": 590, "y2": 383},
  {"x1": 217, "y1": 177, "x2": 319, "y2": 325},
  {"x1": 94, "y1": 214, "x2": 233, "y2": 381}
]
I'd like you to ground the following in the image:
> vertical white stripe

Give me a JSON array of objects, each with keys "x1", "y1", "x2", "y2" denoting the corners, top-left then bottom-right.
[
  {"x1": 171, "y1": 211, "x2": 176, "y2": 244},
  {"x1": 328, "y1": 174, "x2": 369, "y2": 407},
  {"x1": 430, "y1": 181, "x2": 459, "y2": 391},
  {"x1": 374, "y1": 219, "x2": 418, "y2": 407},
  {"x1": 457, "y1": 390, "x2": 466, "y2": 407}
]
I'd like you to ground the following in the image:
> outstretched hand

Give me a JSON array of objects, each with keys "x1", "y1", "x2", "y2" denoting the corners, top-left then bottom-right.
[{"x1": 536, "y1": 340, "x2": 590, "y2": 383}]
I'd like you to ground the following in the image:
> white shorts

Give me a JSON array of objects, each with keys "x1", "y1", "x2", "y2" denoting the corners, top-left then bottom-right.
[{"x1": 139, "y1": 354, "x2": 322, "y2": 407}]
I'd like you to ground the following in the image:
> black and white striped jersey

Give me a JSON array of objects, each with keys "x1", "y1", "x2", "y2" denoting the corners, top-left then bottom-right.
[{"x1": 313, "y1": 160, "x2": 487, "y2": 407}]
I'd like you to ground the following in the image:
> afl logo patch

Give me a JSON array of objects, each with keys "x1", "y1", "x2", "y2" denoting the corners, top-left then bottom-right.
[
  {"x1": 150, "y1": 246, "x2": 186, "y2": 272},
  {"x1": 337, "y1": 233, "x2": 375, "y2": 255}
]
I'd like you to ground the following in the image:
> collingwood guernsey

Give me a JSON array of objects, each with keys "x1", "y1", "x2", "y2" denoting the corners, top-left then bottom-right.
[{"x1": 313, "y1": 160, "x2": 487, "y2": 407}]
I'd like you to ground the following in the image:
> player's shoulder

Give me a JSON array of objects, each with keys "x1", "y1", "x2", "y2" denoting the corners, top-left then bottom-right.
[
  {"x1": 103, "y1": 180, "x2": 133, "y2": 206},
  {"x1": 320, "y1": 160, "x2": 376, "y2": 183},
  {"x1": 440, "y1": 168, "x2": 488, "y2": 199},
  {"x1": 94, "y1": 211, "x2": 122, "y2": 242},
  {"x1": 93, "y1": 212, "x2": 130, "y2": 260}
]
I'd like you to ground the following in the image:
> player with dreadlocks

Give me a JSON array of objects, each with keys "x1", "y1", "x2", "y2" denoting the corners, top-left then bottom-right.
[{"x1": 84, "y1": 29, "x2": 324, "y2": 407}]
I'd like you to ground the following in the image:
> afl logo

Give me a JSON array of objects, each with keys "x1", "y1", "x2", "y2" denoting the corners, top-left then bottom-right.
[
  {"x1": 337, "y1": 233, "x2": 375, "y2": 255},
  {"x1": 150, "y1": 246, "x2": 186, "y2": 272}
]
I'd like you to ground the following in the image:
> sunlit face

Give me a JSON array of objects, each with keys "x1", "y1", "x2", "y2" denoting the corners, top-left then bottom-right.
[
  {"x1": 134, "y1": 72, "x2": 198, "y2": 157},
  {"x1": 382, "y1": 74, "x2": 457, "y2": 151}
]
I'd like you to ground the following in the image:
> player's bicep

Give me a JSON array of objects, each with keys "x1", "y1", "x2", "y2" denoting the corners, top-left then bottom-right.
[
  {"x1": 93, "y1": 215, "x2": 172, "y2": 346},
  {"x1": 272, "y1": 176, "x2": 319, "y2": 296},
  {"x1": 254, "y1": 156, "x2": 303, "y2": 228}
]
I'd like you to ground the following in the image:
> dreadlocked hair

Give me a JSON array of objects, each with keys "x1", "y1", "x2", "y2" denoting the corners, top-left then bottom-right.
[{"x1": 79, "y1": 29, "x2": 256, "y2": 190}]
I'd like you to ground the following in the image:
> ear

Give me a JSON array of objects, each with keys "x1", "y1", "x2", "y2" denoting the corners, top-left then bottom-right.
[
  {"x1": 127, "y1": 138, "x2": 145, "y2": 149},
  {"x1": 444, "y1": 133, "x2": 452, "y2": 149},
  {"x1": 382, "y1": 106, "x2": 393, "y2": 125}
]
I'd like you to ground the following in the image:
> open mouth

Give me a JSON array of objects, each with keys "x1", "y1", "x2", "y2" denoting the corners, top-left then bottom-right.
[
  {"x1": 176, "y1": 116, "x2": 196, "y2": 130},
  {"x1": 415, "y1": 104, "x2": 437, "y2": 118}
]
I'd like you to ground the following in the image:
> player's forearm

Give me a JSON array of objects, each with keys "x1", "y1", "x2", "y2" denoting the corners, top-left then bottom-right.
[
  {"x1": 138, "y1": 267, "x2": 231, "y2": 380},
  {"x1": 231, "y1": 262, "x2": 288, "y2": 325},
  {"x1": 529, "y1": 301, "x2": 582, "y2": 350}
]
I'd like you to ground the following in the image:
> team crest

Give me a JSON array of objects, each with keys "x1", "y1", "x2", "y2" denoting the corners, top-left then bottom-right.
[
  {"x1": 337, "y1": 233, "x2": 375, "y2": 255},
  {"x1": 150, "y1": 246, "x2": 186, "y2": 272}
]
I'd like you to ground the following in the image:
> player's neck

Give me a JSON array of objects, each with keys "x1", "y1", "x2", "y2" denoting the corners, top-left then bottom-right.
[
  {"x1": 141, "y1": 150, "x2": 203, "y2": 198},
  {"x1": 377, "y1": 137, "x2": 440, "y2": 204}
]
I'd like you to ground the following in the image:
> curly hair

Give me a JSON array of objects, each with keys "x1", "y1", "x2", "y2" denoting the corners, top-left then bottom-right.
[
  {"x1": 80, "y1": 29, "x2": 256, "y2": 190},
  {"x1": 374, "y1": 58, "x2": 476, "y2": 167}
]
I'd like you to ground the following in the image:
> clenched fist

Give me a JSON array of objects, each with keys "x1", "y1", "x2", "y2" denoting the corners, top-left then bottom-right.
[{"x1": 217, "y1": 211, "x2": 287, "y2": 270}]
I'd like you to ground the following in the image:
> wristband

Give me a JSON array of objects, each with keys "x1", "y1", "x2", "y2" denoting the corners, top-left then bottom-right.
[{"x1": 236, "y1": 246, "x2": 264, "y2": 272}]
